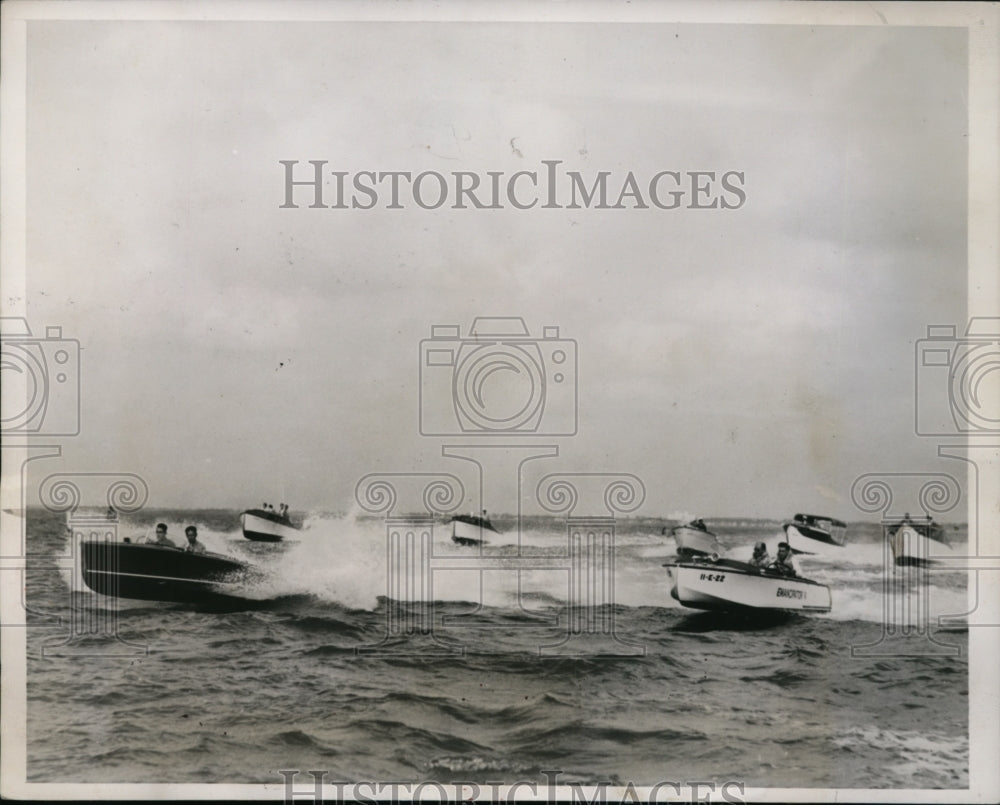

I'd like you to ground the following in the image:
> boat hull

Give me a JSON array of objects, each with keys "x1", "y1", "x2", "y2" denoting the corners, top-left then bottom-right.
[
  {"x1": 241, "y1": 511, "x2": 300, "y2": 542},
  {"x1": 890, "y1": 525, "x2": 953, "y2": 567},
  {"x1": 671, "y1": 525, "x2": 721, "y2": 558},
  {"x1": 665, "y1": 560, "x2": 832, "y2": 613},
  {"x1": 450, "y1": 516, "x2": 498, "y2": 547},
  {"x1": 81, "y1": 540, "x2": 252, "y2": 603},
  {"x1": 782, "y1": 520, "x2": 846, "y2": 556}
]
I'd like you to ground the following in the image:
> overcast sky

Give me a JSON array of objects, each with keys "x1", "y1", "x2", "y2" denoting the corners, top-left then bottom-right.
[{"x1": 14, "y1": 17, "x2": 973, "y2": 518}]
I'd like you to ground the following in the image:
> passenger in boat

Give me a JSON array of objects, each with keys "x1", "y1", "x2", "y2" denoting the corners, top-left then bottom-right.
[
  {"x1": 768, "y1": 542, "x2": 798, "y2": 576},
  {"x1": 184, "y1": 525, "x2": 206, "y2": 554},
  {"x1": 749, "y1": 541, "x2": 771, "y2": 569},
  {"x1": 152, "y1": 523, "x2": 177, "y2": 548},
  {"x1": 691, "y1": 518, "x2": 707, "y2": 531}
]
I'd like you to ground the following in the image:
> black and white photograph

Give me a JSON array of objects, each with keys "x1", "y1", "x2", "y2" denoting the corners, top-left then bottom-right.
[{"x1": 1, "y1": 1, "x2": 998, "y2": 801}]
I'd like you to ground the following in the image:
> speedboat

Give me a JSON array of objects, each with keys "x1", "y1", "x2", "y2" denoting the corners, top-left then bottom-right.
[
  {"x1": 663, "y1": 557, "x2": 832, "y2": 614},
  {"x1": 888, "y1": 516, "x2": 952, "y2": 566},
  {"x1": 450, "y1": 511, "x2": 498, "y2": 547},
  {"x1": 668, "y1": 519, "x2": 722, "y2": 559},
  {"x1": 240, "y1": 507, "x2": 300, "y2": 542},
  {"x1": 782, "y1": 513, "x2": 847, "y2": 555},
  {"x1": 80, "y1": 539, "x2": 257, "y2": 603}
]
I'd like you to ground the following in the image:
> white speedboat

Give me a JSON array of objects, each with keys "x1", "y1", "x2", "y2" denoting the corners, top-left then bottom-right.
[
  {"x1": 888, "y1": 517, "x2": 952, "y2": 566},
  {"x1": 669, "y1": 519, "x2": 722, "y2": 559},
  {"x1": 664, "y1": 557, "x2": 832, "y2": 614},
  {"x1": 782, "y1": 513, "x2": 847, "y2": 555},
  {"x1": 240, "y1": 507, "x2": 300, "y2": 542},
  {"x1": 450, "y1": 511, "x2": 498, "y2": 547}
]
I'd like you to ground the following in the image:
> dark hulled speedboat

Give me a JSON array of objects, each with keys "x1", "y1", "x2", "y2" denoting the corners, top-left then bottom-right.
[{"x1": 81, "y1": 540, "x2": 256, "y2": 603}]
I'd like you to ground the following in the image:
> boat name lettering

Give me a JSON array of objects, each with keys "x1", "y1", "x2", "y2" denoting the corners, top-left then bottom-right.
[
  {"x1": 699, "y1": 573, "x2": 726, "y2": 583},
  {"x1": 776, "y1": 587, "x2": 804, "y2": 599}
]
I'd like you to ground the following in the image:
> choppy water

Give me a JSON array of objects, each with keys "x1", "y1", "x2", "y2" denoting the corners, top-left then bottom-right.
[{"x1": 22, "y1": 508, "x2": 968, "y2": 788}]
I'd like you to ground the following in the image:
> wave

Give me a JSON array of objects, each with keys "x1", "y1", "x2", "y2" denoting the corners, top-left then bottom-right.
[
  {"x1": 833, "y1": 725, "x2": 968, "y2": 787},
  {"x1": 509, "y1": 722, "x2": 706, "y2": 757},
  {"x1": 270, "y1": 729, "x2": 338, "y2": 752},
  {"x1": 277, "y1": 612, "x2": 368, "y2": 637},
  {"x1": 348, "y1": 717, "x2": 495, "y2": 756}
]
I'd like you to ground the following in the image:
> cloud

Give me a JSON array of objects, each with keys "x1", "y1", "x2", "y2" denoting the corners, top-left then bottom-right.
[{"x1": 19, "y1": 20, "x2": 971, "y2": 515}]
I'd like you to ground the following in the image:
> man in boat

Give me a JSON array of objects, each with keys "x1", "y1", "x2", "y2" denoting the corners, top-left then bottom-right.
[
  {"x1": 152, "y1": 523, "x2": 177, "y2": 547},
  {"x1": 768, "y1": 542, "x2": 798, "y2": 577},
  {"x1": 184, "y1": 525, "x2": 207, "y2": 554},
  {"x1": 690, "y1": 518, "x2": 707, "y2": 531},
  {"x1": 749, "y1": 541, "x2": 771, "y2": 569}
]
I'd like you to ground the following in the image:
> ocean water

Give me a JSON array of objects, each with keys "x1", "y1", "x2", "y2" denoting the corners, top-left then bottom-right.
[{"x1": 22, "y1": 508, "x2": 968, "y2": 789}]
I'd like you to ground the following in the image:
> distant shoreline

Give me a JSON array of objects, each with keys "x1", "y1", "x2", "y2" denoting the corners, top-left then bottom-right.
[{"x1": 20, "y1": 506, "x2": 969, "y2": 529}]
